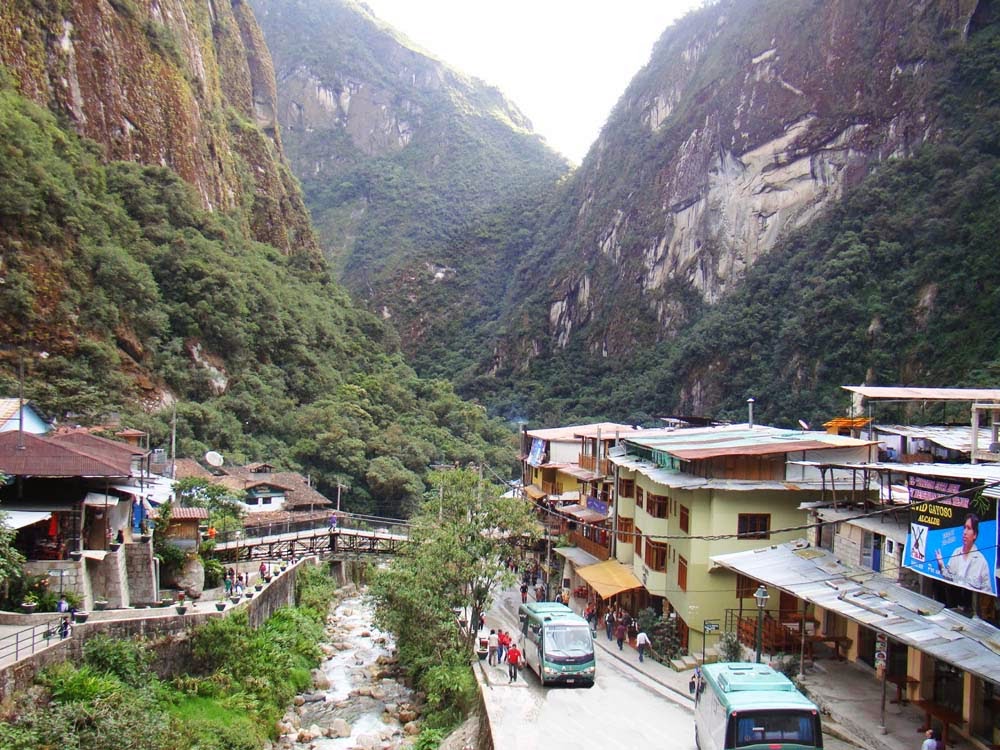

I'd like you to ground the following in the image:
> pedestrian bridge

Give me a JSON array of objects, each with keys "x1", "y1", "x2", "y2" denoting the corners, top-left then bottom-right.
[{"x1": 211, "y1": 513, "x2": 410, "y2": 563}]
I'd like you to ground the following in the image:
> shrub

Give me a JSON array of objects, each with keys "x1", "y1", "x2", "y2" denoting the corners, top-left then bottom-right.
[
  {"x1": 83, "y1": 634, "x2": 154, "y2": 687},
  {"x1": 718, "y1": 631, "x2": 743, "y2": 662}
]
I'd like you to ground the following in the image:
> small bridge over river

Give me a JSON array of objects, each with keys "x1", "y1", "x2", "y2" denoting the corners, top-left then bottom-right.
[{"x1": 211, "y1": 513, "x2": 410, "y2": 563}]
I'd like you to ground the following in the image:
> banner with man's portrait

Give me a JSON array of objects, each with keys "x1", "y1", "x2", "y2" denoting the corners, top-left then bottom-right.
[{"x1": 902, "y1": 475, "x2": 997, "y2": 596}]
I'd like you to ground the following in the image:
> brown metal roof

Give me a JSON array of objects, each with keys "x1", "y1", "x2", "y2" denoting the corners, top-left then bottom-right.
[
  {"x1": 51, "y1": 431, "x2": 145, "y2": 463},
  {"x1": 844, "y1": 385, "x2": 1000, "y2": 401},
  {"x1": 0, "y1": 432, "x2": 131, "y2": 477}
]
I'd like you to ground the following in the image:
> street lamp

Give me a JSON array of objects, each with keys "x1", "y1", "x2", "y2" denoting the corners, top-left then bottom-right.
[{"x1": 754, "y1": 584, "x2": 770, "y2": 663}]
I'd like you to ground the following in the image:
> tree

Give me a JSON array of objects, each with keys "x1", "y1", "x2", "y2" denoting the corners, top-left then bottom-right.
[
  {"x1": 0, "y1": 509, "x2": 26, "y2": 594},
  {"x1": 172, "y1": 476, "x2": 245, "y2": 531},
  {"x1": 368, "y1": 466, "x2": 538, "y2": 667}
]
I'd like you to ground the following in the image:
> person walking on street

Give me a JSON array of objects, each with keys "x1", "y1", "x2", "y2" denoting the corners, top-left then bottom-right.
[
  {"x1": 487, "y1": 629, "x2": 499, "y2": 666},
  {"x1": 520, "y1": 582, "x2": 529, "y2": 603},
  {"x1": 507, "y1": 642, "x2": 522, "y2": 683},
  {"x1": 615, "y1": 621, "x2": 627, "y2": 650},
  {"x1": 604, "y1": 610, "x2": 614, "y2": 640},
  {"x1": 497, "y1": 630, "x2": 508, "y2": 663},
  {"x1": 636, "y1": 630, "x2": 651, "y2": 662}
]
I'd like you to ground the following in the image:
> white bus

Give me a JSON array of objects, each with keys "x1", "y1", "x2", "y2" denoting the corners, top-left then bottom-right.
[{"x1": 694, "y1": 663, "x2": 823, "y2": 750}]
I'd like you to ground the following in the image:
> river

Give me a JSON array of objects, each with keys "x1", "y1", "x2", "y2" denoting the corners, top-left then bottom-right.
[{"x1": 273, "y1": 586, "x2": 422, "y2": 750}]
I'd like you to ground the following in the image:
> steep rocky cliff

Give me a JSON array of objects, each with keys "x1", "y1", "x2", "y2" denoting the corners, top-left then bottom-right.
[
  {"x1": 250, "y1": 0, "x2": 569, "y2": 376},
  {"x1": 0, "y1": 0, "x2": 319, "y2": 261},
  {"x1": 493, "y1": 0, "x2": 981, "y2": 371}
]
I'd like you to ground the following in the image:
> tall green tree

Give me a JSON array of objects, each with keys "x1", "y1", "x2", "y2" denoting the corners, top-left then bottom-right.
[
  {"x1": 368, "y1": 466, "x2": 537, "y2": 689},
  {"x1": 0, "y1": 508, "x2": 26, "y2": 592}
]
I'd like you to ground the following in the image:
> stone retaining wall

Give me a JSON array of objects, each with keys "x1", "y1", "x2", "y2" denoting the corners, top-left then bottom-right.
[{"x1": 0, "y1": 559, "x2": 308, "y2": 701}]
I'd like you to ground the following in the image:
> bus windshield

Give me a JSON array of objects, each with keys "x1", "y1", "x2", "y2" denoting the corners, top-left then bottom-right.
[
  {"x1": 544, "y1": 624, "x2": 593, "y2": 662},
  {"x1": 733, "y1": 710, "x2": 819, "y2": 747}
]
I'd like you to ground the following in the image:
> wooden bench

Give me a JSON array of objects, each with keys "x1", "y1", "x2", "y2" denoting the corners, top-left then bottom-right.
[{"x1": 913, "y1": 699, "x2": 963, "y2": 747}]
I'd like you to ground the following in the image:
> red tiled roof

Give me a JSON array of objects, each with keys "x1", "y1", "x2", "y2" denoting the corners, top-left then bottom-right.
[
  {"x1": 0, "y1": 432, "x2": 131, "y2": 477},
  {"x1": 172, "y1": 458, "x2": 213, "y2": 479},
  {"x1": 166, "y1": 506, "x2": 209, "y2": 520}
]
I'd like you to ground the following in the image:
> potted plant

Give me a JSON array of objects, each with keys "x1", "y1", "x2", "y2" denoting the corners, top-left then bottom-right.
[
  {"x1": 254, "y1": 582, "x2": 263, "y2": 591},
  {"x1": 175, "y1": 604, "x2": 188, "y2": 615},
  {"x1": 160, "y1": 596, "x2": 174, "y2": 607},
  {"x1": 215, "y1": 601, "x2": 227, "y2": 612},
  {"x1": 244, "y1": 589, "x2": 254, "y2": 599},
  {"x1": 73, "y1": 610, "x2": 89, "y2": 623},
  {"x1": 21, "y1": 593, "x2": 39, "y2": 614},
  {"x1": 108, "y1": 541, "x2": 121, "y2": 552},
  {"x1": 94, "y1": 599, "x2": 109, "y2": 611},
  {"x1": 229, "y1": 594, "x2": 241, "y2": 604},
  {"x1": 68, "y1": 549, "x2": 83, "y2": 561}
]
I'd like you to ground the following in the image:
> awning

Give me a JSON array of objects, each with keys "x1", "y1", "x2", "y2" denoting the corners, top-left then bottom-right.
[
  {"x1": 560, "y1": 504, "x2": 608, "y2": 523},
  {"x1": 553, "y1": 546, "x2": 600, "y2": 568},
  {"x1": 576, "y1": 560, "x2": 644, "y2": 600},
  {"x1": 1, "y1": 510, "x2": 52, "y2": 529},
  {"x1": 83, "y1": 493, "x2": 120, "y2": 507},
  {"x1": 524, "y1": 485, "x2": 547, "y2": 500}
]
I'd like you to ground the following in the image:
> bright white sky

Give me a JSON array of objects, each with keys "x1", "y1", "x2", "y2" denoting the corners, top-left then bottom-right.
[{"x1": 361, "y1": 0, "x2": 704, "y2": 164}]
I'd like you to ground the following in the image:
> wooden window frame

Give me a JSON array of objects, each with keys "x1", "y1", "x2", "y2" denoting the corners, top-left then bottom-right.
[
  {"x1": 647, "y1": 493, "x2": 668, "y2": 519},
  {"x1": 617, "y1": 516, "x2": 634, "y2": 544},
  {"x1": 635, "y1": 486, "x2": 644, "y2": 509},
  {"x1": 679, "y1": 504, "x2": 690, "y2": 533},
  {"x1": 678, "y1": 555, "x2": 688, "y2": 592},
  {"x1": 618, "y1": 478, "x2": 635, "y2": 498},
  {"x1": 738, "y1": 513, "x2": 771, "y2": 540},
  {"x1": 645, "y1": 538, "x2": 667, "y2": 572},
  {"x1": 634, "y1": 526, "x2": 643, "y2": 557}
]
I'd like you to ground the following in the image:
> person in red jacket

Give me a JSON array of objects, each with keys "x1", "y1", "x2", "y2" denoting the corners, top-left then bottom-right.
[{"x1": 507, "y1": 642, "x2": 522, "y2": 683}]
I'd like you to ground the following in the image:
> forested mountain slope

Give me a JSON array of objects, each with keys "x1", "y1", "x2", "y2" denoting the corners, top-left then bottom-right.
[
  {"x1": 0, "y1": 0, "x2": 518, "y2": 515},
  {"x1": 250, "y1": 0, "x2": 570, "y2": 379},
  {"x1": 471, "y1": 0, "x2": 1000, "y2": 426}
]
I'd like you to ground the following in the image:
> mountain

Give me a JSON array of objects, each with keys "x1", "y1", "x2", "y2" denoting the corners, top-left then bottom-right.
[
  {"x1": 470, "y1": 0, "x2": 1000, "y2": 425},
  {"x1": 249, "y1": 0, "x2": 570, "y2": 379},
  {"x1": 252, "y1": 0, "x2": 999, "y2": 429},
  {"x1": 0, "y1": 0, "x2": 519, "y2": 515}
]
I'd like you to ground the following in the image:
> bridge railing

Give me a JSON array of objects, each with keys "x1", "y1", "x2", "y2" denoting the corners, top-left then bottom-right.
[
  {"x1": 0, "y1": 617, "x2": 65, "y2": 665},
  {"x1": 214, "y1": 512, "x2": 410, "y2": 544}
]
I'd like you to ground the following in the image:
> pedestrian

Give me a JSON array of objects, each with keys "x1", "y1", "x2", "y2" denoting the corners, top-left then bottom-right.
[
  {"x1": 604, "y1": 610, "x2": 614, "y2": 640},
  {"x1": 479, "y1": 611, "x2": 486, "y2": 631},
  {"x1": 57, "y1": 596, "x2": 69, "y2": 613},
  {"x1": 224, "y1": 576, "x2": 233, "y2": 595},
  {"x1": 520, "y1": 582, "x2": 528, "y2": 603},
  {"x1": 59, "y1": 616, "x2": 71, "y2": 639},
  {"x1": 507, "y1": 642, "x2": 522, "y2": 683},
  {"x1": 535, "y1": 583, "x2": 545, "y2": 601},
  {"x1": 615, "y1": 621, "x2": 627, "y2": 651},
  {"x1": 329, "y1": 512, "x2": 338, "y2": 530},
  {"x1": 636, "y1": 629, "x2": 651, "y2": 662},
  {"x1": 497, "y1": 630, "x2": 509, "y2": 663},
  {"x1": 922, "y1": 729, "x2": 939, "y2": 750},
  {"x1": 259, "y1": 561, "x2": 268, "y2": 579},
  {"x1": 116, "y1": 527, "x2": 125, "y2": 544},
  {"x1": 487, "y1": 629, "x2": 499, "y2": 666}
]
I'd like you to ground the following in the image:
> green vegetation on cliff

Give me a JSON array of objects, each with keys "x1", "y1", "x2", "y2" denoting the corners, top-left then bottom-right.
[{"x1": 0, "y1": 70, "x2": 516, "y2": 514}]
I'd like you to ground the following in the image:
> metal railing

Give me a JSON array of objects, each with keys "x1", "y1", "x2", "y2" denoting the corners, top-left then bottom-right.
[
  {"x1": 214, "y1": 512, "x2": 411, "y2": 545},
  {"x1": 0, "y1": 617, "x2": 66, "y2": 665}
]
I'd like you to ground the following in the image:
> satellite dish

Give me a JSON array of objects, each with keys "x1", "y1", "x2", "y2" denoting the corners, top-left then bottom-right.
[
  {"x1": 798, "y1": 420, "x2": 811, "y2": 431},
  {"x1": 205, "y1": 451, "x2": 224, "y2": 467}
]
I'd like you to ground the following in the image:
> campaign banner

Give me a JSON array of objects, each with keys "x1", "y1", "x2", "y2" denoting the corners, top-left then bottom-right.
[{"x1": 902, "y1": 475, "x2": 997, "y2": 596}]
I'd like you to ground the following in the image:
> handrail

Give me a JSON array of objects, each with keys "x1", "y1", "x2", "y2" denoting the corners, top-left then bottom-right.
[
  {"x1": 214, "y1": 511, "x2": 411, "y2": 544},
  {"x1": 0, "y1": 617, "x2": 66, "y2": 665}
]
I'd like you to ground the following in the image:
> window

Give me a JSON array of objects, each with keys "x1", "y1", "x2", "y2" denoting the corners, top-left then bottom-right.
[
  {"x1": 645, "y1": 539, "x2": 667, "y2": 572},
  {"x1": 618, "y1": 478, "x2": 635, "y2": 498},
  {"x1": 678, "y1": 555, "x2": 688, "y2": 591},
  {"x1": 679, "y1": 504, "x2": 690, "y2": 533},
  {"x1": 634, "y1": 526, "x2": 643, "y2": 557},
  {"x1": 647, "y1": 494, "x2": 668, "y2": 518},
  {"x1": 738, "y1": 513, "x2": 771, "y2": 540},
  {"x1": 617, "y1": 516, "x2": 634, "y2": 544},
  {"x1": 635, "y1": 486, "x2": 644, "y2": 509}
]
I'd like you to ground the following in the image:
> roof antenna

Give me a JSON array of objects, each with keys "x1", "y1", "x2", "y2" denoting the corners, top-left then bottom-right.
[{"x1": 747, "y1": 397, "x2": 755, "y2": 428}]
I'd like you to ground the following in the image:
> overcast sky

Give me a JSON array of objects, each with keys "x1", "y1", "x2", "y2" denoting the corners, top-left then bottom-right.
[{"x1": 361, "y1": 0, "x2": 704, "y2": 164}]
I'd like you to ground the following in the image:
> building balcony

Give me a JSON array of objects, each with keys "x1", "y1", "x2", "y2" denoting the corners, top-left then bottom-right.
[
  {"x1": 570, "y1": 530, "x2": 610, "y2": 561},
  {"x1": 578, "y1": 455, "x2": 613, "y2": 476}
]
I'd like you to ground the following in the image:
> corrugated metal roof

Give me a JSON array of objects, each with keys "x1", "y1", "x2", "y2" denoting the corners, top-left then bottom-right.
[
  {"x1": 553, "y1": 546, "x2": 601, "y2": 568},
  {"x1": 874, "y1": 425, "x2": 994, "y2": 453},
  {"x1": 711, "y1": 541, "x2": 1000, "y2": 685},
  {"x1": 559, "y1": 504, "x2": 608, "y2": 523},
  {"x1": 525, "y1": 422, "x2": 636, "y2": 441},
  {"x1": 813, "y1": 507, "x2": 909, "y2": 544},
  {"x1": 844, "y1": 386, "x2": 1000, "y2": 401},
  {"x1": 622, "y1": 425, "x2": 875, "y2": 459},
  {"x1": 561, "y1": 465, "x2": 605, "y2": 481},
  {"x1": 0, "y1": 432, "x2": 131, "y2": 477}
]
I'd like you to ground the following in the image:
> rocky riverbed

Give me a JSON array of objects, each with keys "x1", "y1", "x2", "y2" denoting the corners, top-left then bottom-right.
[{"x1": 271, "y1": 585, "x2": 425, "y2": 750}]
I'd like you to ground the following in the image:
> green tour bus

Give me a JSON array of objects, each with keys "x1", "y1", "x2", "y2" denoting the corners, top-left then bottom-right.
[
  {"x1": 517, "y1": 601, "x2": 596, "y2": 687},
  {"x1": 694, "y1": 663, "x2": 823, "y2": 750}
]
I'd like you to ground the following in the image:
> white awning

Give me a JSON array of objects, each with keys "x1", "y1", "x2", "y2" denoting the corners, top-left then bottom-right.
[
  {"x1": 553, "y1": 546, "x2": 601, "y2": 568},
  {"x1": 1, "y1": 510, "x2": 52, "y2": 529},
  {"x1": 83, "y1": 493, "x2": 120, "y2": 507}
]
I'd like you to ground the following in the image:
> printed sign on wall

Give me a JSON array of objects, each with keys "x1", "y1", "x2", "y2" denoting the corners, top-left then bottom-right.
[{"x1": 902, "y1": 475, "x2": 997, "y2": 596}]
